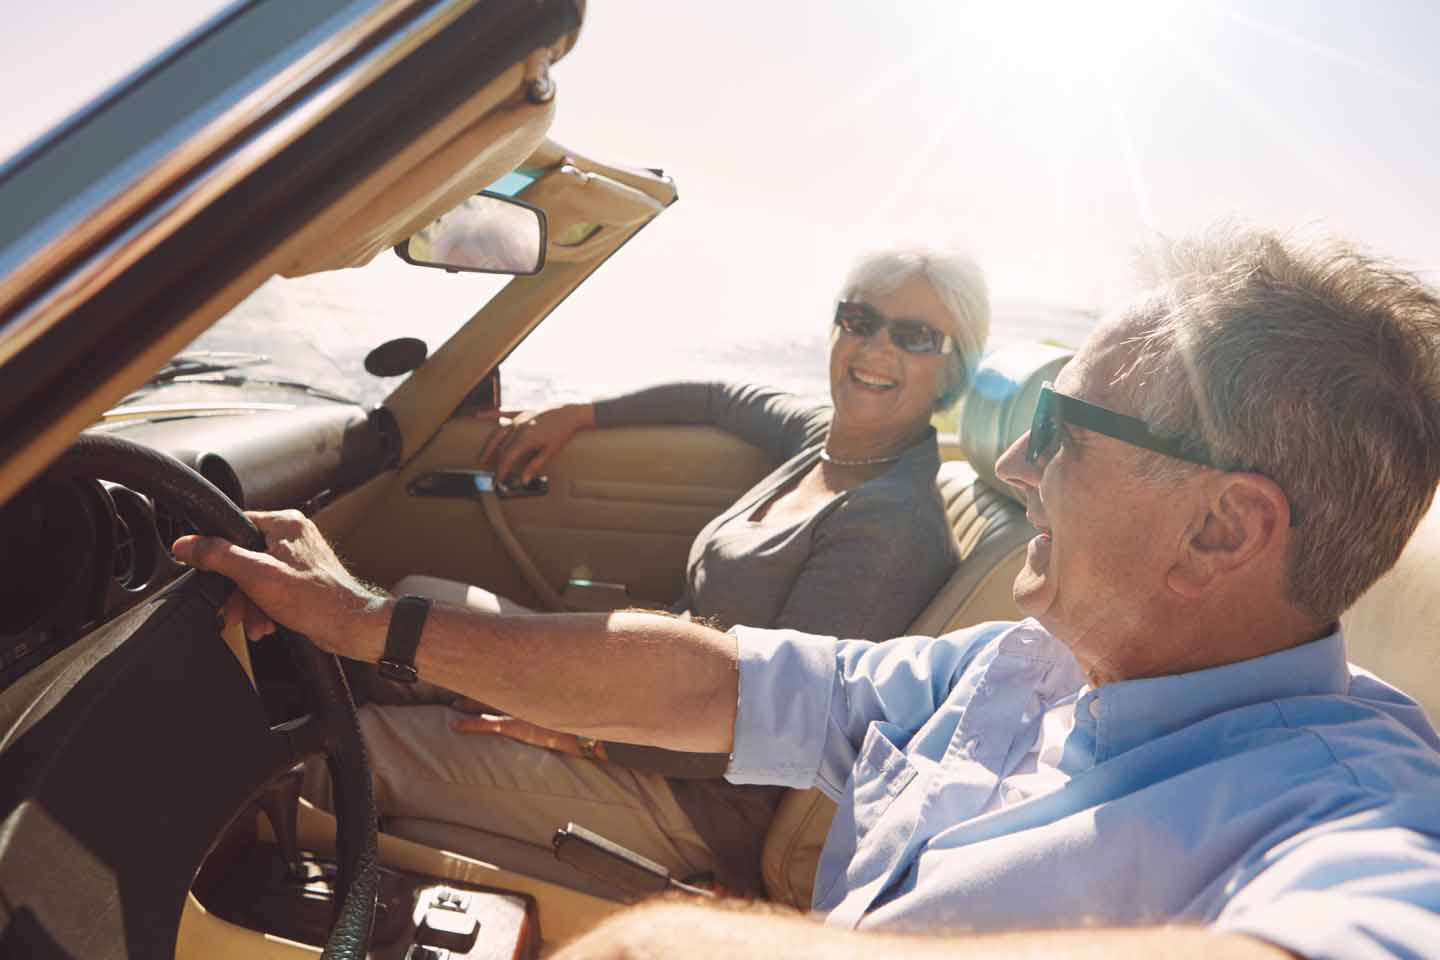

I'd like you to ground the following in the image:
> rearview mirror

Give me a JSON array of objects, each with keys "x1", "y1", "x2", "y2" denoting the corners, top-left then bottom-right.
[{"x1": 395, "y1": 191, "x2": 547, "y2": 275}]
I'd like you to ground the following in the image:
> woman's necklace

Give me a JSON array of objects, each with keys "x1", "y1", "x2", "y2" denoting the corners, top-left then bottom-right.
[{"x1": 819, "y1": 447, "x2": 904, "y2": 467}]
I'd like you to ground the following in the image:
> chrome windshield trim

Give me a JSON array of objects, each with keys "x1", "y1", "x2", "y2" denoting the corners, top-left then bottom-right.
[
  {"x1": 0, "y1": 0, "x2": 483, "y2": 363},
  {"x1": 99, "y1": 401, "x2": 301, "y2": 421}
]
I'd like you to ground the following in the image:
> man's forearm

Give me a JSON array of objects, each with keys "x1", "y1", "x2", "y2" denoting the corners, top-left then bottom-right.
[
  {"x1": 356, "y1": 602, "x2": 739, "y2": 753},
  {"x1": 171, "y1": 512, "x2": 740, "y2": 751},
  {"x1": 557, "y1": 901, "x2": 1300, "y2": 960}
]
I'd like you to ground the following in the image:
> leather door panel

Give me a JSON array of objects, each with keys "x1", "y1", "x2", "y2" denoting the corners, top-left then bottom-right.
[{"x1": 336, "y1": 415, "x2": 772, "y2": 608}]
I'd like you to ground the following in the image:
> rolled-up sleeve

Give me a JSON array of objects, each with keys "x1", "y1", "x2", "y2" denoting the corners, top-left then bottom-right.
[
  {"x1": 1214, "y1": 822, "x2": 1440, "y2": 960},
  {"x1": 725, "y1": 626, "x2": 839, "y2": 789},
  {"x1": 725, "y1": 623, "x2": 1004, "y2": 797}
]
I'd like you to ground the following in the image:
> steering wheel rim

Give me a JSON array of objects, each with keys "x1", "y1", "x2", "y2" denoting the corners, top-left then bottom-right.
[{"x1": 51, "y1": 432, "x2": 377, "y2": 960}]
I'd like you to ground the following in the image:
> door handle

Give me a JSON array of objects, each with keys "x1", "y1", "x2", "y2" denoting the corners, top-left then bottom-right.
[{"x1": 407, "y1": 469, "x2": 549, "y2": 500}]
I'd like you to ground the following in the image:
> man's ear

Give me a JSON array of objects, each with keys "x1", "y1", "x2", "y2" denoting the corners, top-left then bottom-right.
[{"x1": 1166, "y1": 473, "x2": 1290, "y2": 599}]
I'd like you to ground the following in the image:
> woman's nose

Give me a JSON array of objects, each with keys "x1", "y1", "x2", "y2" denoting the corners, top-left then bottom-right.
[{"x1": 853, "y1": 326, "x2": 898, "y2": 357}]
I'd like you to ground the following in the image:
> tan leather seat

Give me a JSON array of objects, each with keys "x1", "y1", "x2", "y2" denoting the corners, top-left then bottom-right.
[{"x1": 760, "y1": 343, "x2": 1073, "y2": 907}]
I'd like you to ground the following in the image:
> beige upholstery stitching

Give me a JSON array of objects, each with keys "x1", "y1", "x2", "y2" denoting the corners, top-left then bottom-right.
[{"x1": 758, "y1": 344, "x2": 1073, "y2": 908}]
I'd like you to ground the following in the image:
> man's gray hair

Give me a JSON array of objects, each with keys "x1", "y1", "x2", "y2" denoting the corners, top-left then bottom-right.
[
  {"x1": 1122, "y1": 224, "x2": 1440, "y2": 622},
  {"x1": 841, "y1": 248, "x2": 991, "y2": 411}
]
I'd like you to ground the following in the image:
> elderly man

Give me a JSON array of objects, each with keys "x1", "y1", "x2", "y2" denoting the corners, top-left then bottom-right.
[{"x1": 176, "y1": 226, "x2": 1440, "y2": 959}]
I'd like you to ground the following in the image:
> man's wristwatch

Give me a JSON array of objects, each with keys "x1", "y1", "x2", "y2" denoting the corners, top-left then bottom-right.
[{"x1": 377, "y1": 595, "x2": 433, "y2": 683}]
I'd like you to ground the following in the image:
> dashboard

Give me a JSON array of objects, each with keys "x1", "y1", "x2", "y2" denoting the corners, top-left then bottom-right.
[{"x1": 0, "y1": 403, "x2": 396, "y2": 691}]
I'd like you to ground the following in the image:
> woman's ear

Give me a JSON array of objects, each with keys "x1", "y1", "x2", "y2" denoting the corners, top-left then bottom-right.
[{"x1": 1166, "y1": 472, "x2": 1290, "y2": 599}]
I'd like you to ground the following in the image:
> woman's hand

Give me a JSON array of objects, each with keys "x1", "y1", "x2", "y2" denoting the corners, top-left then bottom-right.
[
  {"x1": 451, "y1": 711, "x2": 608, "y2": 761},
  {"x1": 480, "y1": 402, "x2": 596, "y2": 485}
]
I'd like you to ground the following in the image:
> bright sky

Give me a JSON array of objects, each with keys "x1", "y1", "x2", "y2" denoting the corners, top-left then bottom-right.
[
  {"x1": 541, "y1": 0, "x2": 1440, "y2": 319},
  {"x1": 6, "y1": 0, "x2": 1440, "y2": 383}
]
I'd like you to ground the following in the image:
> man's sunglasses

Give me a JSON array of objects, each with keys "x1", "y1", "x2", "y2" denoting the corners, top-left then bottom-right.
[
  {"x1": 834, "y1": 301, "x2": 954, "y2": 355},
  {"x1": 1026, "y1": 382, "x2": 1218, "y2": 468}
]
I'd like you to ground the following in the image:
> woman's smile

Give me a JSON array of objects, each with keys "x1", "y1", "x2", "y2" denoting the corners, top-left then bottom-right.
[{"x1": 847, "y1": 365, "x2": 900, "y2": 391}]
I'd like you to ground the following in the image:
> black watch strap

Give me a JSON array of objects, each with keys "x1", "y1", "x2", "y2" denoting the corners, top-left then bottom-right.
[{"x1": 377, "y1": 595, "x2": 432, "y2": 683}]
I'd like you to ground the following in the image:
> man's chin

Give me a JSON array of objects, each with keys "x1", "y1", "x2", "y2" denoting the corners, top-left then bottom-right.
[{"x1": 1011, "y1": 570, "x2": 1052, "y2": 620}]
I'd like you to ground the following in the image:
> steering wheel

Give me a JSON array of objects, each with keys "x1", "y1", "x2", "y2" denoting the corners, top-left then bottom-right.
[{"x1": 51, "y1": 433, "x2": 378, "y2": 960}]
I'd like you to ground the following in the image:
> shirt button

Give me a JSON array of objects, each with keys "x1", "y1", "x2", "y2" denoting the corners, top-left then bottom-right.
[{"x1": 1087, "y1": 699, "x2": 1101, "y2": 720}]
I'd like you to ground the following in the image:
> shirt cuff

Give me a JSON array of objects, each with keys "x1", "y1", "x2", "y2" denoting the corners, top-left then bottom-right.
[
  {"x1": 725, "y1": 626, "x2": 839, "y2": 788},
  {"x1": 1215, "y1": 891, "x2": 1440, "y2": 960}
]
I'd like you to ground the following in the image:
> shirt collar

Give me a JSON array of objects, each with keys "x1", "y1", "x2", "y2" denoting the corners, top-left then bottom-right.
[{"x1": 1080, "y1": 629, "x2": 1348, "y2": 761}]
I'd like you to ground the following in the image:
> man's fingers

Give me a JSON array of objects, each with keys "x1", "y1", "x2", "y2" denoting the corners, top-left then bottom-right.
[
  {"x1": 247, "y1": 508, "x2": 308, "y2": 540},
  {"x1": 172, "y1": 534, "x2": 274, "y2": 578},
  {"x1": 243, "y1": 601, "x2": 277, "y2": 644}
]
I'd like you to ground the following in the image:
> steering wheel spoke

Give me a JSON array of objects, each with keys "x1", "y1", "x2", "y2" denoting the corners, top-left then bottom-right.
[{"x1": 47, "y1": 433, "x2": 378, "y2": 960}]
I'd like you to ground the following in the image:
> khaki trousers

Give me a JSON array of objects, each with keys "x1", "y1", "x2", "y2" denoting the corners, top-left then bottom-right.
[{"x1": 305, "y1": 703, "x2": 718, "y2": 883}]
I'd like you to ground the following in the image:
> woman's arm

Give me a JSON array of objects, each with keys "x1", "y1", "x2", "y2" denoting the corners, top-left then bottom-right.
[
  {"x1": 484, "y1": 382, "x2": 828, "y2": 485},
  {"x1": 595, "y1": 381, "x2": 830, "y2": 464}
]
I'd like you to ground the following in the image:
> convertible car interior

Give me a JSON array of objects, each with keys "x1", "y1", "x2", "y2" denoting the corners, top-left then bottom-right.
[{"x1": 1, "y1": 1, "x2": 1437, "y2": 958}]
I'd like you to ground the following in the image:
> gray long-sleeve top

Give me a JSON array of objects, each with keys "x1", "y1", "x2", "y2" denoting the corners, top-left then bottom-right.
[
  {"x1": 592, "y1": 382, "x2": 960, "y2": 894},
  {"x1": 595, "y1": 381, "x2": 958, "y2": 642}
]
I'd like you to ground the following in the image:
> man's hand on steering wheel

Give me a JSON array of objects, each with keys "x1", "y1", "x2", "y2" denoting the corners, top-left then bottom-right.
[{"x1": 172, "y1": 509, "x2": 387, "y2": 659}]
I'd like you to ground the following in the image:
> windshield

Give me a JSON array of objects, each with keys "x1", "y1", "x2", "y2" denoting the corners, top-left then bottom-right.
[{"x1": 128, "y1": 254, "x2": 512, "y2": 410}]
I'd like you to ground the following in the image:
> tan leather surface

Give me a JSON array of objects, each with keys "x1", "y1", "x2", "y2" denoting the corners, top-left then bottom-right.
[
  {"x1": 290, "y1": 800, "x2": 621, "y2": 949},
  {"x1": 176, "y1": 893, "x2": 315, "y2": 959},
  {"x1": 281, "y1": 69, "x2": 554, "y2": 276},
  {"x1": 760, "y1": 787, "x2": 839, "y2": 908},
  {"x1": 1342, "y1": 489, "x2": 1440, "y2": 725},
  {"x1": 758, "y1": 348, "x2": 1067, "y2": 908},
  {"x1": 909, "y1": 461, "x2": 1033, "y2": 636},
  {"x1": 758, "y1": 462, "x2": 1033, "y2": 908},
  {"x1": 334, "y1": 416, "x2": 771, "y2": 606}
]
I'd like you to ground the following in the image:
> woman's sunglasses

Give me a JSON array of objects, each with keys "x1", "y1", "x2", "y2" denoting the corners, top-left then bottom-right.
[{"x1": 834, "y1": 301, "x2": 954, "y2": 355}]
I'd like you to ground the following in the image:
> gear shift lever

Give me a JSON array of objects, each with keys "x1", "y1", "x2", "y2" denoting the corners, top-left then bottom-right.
[{"x1": 255, "y1": 766, "x2": 308, "y2": 881}]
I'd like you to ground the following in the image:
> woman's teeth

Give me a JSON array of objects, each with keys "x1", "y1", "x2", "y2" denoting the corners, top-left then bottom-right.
[{"x1": 850, "y1": 368, "x2": 897, "y2": 389}]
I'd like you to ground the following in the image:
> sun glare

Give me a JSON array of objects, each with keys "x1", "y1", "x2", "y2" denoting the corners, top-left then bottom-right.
[{"x1": 967, "y1": 0, "x2": 1189, "y2": 84}]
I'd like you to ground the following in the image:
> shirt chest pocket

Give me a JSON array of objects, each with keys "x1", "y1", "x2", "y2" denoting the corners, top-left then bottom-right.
[{"x1": 850, "y1": 722, "x2": 920, "y2": 841}]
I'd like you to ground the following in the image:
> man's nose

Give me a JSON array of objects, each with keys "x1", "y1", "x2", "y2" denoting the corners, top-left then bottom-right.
[{"x1": 994, "y1": 432, "x2": 1038, "y2": 497}]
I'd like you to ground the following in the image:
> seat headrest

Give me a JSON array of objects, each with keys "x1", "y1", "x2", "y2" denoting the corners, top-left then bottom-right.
[{"x1": 956, "y1": 342, "x2": 1073, "y2": 502}]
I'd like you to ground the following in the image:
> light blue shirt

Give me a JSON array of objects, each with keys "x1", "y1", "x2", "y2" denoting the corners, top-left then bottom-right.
[{"x1": 726, "y1": 620, "x2": 1440, "y2": 959}]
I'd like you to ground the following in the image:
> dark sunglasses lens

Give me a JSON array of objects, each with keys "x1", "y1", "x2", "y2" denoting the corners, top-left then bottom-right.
[
  {"x1": 1028, "y1": 393, "x2": 1056, "y2": 462},
  {"x1": 889, "y1": 321, "x2": 942, "y2": 354},
  {"x1": 835, "y1": 302, "x2": 880, "y2": 337}
]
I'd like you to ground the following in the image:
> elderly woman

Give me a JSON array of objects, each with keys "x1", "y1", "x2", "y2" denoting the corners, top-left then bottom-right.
[
  {"x1": 410, "y1": 248, "x2": 987, "y2": 635},
  {"x1": 339, "y1": 248, "x2": 990, "y2": 894}
]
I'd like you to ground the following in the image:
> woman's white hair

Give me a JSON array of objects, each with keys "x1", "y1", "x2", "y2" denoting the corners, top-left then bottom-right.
[{"x1": 839, "y1": 248, "x2": 991, "y2": 410}]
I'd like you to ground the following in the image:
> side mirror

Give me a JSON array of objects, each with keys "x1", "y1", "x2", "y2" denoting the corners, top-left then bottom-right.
[{"x1": 395, "y1": 191, "x2": 547, "y2": 275}]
